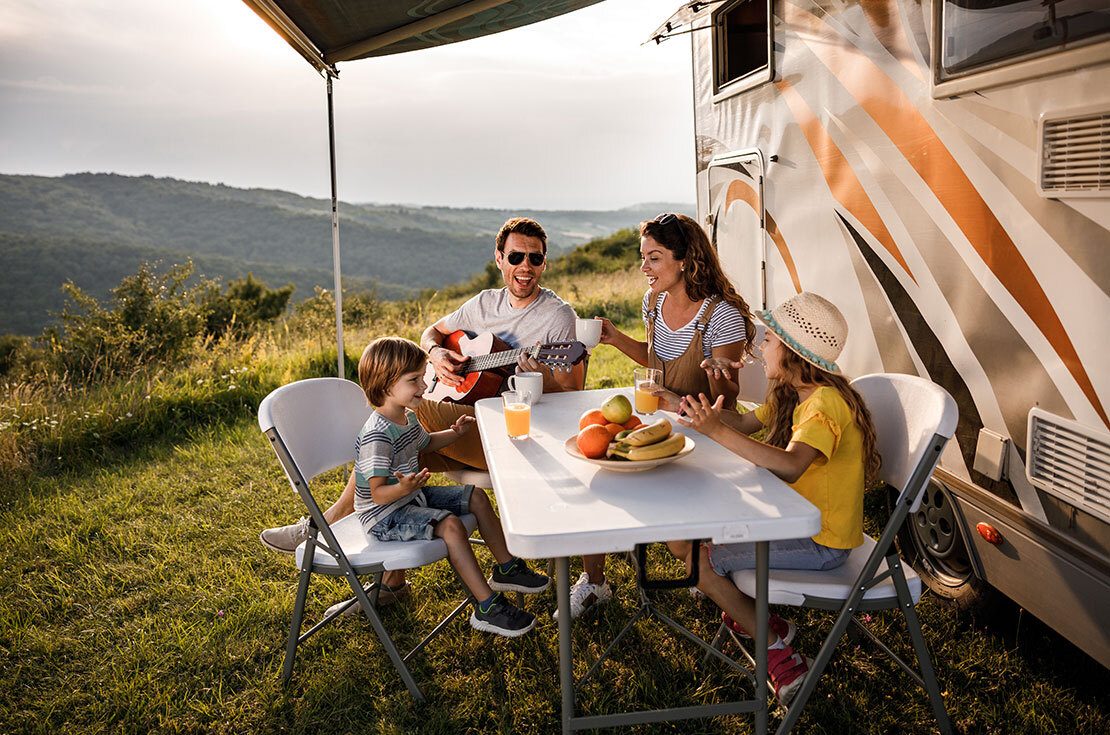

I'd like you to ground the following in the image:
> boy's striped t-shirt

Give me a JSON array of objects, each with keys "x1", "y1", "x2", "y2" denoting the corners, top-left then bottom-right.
[
  {"x1": 641, "y1": 291, "x2": 748, "y2": 361},
  {"x1": 353, "y1": 409, "x2": 431, "y2": 528}
]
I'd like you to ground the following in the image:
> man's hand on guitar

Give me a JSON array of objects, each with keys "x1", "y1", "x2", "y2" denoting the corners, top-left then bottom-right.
[
  {"x1": 431, "y1": 345, "x2": 467, "y2": 387},
  {"x1": 517, "y1": 347, "x2": 544, "y2": 374}
]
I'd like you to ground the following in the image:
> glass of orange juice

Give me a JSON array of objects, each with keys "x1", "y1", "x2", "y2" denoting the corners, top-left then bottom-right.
[
  {"x1": 634, "y1": 367, "x2": 663, "y2": 415},
  {"x1": 502, "y1": 390, "x2": 533, "y2": 439}
]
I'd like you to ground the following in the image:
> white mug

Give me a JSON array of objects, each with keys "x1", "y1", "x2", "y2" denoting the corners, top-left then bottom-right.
[
  {"x1": 508, "y1": 371, "x2": 544, "y2": 404},
  {"x1": 575, "y1": 317, "x2": 602, "y2": 350}
]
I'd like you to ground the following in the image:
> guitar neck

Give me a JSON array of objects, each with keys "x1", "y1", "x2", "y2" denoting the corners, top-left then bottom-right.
[{"x1": 462, "y1": 347, "x2": 528, "y2": 375}]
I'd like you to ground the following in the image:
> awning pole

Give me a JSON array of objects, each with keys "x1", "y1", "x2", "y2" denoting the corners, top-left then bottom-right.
[{"x1": 326, "y1": 73, "x2": 345, "y2": 379}]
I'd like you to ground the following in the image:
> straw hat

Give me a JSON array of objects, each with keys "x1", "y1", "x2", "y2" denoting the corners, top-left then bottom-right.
[{"x1": 756, "y1": 292, "x2": 847, "y2": 374}]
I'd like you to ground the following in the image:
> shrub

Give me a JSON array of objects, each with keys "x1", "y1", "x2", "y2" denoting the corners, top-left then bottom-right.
[
  {"x1": 0, "y1": 335, "x2": 25, "y2": 377},
  {"x1": 45, "y1": 262, "x2": 206, "y2": 383},
  {"x1": 201, "y1": 273, "x2": 294, "y2": 339}
]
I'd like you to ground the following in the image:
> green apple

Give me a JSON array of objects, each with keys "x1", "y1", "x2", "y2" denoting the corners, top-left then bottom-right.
[{"x1": 601, "y1": 394, "x2": 633, "y2": 425}]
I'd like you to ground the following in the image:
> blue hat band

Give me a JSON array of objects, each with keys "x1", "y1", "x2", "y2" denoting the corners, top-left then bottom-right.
[{"x1": 757, "y1": 310, "x2": 841, "y2": 373}]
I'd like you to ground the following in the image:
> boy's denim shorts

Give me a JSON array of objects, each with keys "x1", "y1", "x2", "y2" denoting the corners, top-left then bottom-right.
[
  {"x1": 706, "y1": 537, "x2": 850, "y2": 576},
  {"x1": 369, "y1": 484, "x2": 474, "y2": 542}
]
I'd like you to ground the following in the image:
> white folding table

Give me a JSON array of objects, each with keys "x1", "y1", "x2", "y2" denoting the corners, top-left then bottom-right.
[{"x1": 474, "y1": 388, "x2": 821, "y2": 734}]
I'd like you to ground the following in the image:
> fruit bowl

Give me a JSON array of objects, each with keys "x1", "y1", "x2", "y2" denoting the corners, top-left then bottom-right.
[{"x1": 563, "y1": 435, "x2": 695, "y2": 473}]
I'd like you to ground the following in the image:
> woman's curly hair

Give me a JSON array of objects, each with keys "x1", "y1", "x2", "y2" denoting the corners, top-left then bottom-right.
[{"x1": 640, "y1": 213, "x2": 756, "y2": 357}]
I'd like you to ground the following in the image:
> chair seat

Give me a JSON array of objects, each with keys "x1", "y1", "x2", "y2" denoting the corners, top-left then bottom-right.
[
  {"x1": 446, "y1": 469, "x2": 492, "y2": 488},
  {"x1": 295, "y1": 511, "x2": 478, "y2": 574},
  {"x1": 730, "y1": 534, "x2": 922, "y2": 608}
]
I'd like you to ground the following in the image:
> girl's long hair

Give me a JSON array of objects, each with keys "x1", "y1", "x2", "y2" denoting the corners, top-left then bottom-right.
[
  {"x1": 763, "y1": 348, "x2": 882, "y2": 489},
  {"x1": 640, "y1": 214, "x2": 756, "y2": 358}
]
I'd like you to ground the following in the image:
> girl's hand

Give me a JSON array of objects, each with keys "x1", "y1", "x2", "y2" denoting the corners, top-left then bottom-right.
[
  {"x1": 597, "y1": 317, "x2": 620, "y2": 345},
  {"x1": 677, "y1": 393, "x2": 726, "y2": 436},
  {"x1": 450, "y1": 415, "x2": 476, "y2": 436},
  {"x1": 700, "y1": 356, "x2": 745, "y2": 382},
  {"x1": 393, "y1": 468, "x2": 430, "y2": 493},
  {"x1": 649, "y1": 386, "x2": 682, "y2": 413}
]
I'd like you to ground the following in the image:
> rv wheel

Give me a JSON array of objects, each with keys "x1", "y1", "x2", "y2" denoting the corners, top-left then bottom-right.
[{"x1": 890, "y1": 478, "x2": 994, "y2": 613}]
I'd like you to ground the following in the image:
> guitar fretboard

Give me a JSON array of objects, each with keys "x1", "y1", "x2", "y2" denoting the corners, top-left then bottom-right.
[{"x1": 462, "y1": 348, "x2": 529, "y2": 375}]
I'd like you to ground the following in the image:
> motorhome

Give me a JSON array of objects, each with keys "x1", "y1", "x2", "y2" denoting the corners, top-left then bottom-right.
[{"x1": 653, "y1": 0, "x2": 1109, "y2": 665}]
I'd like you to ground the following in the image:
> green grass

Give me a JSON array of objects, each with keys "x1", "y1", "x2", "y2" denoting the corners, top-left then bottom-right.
[{"x1": 1, "y1": 263, "x2": 1108, "y2": 733}]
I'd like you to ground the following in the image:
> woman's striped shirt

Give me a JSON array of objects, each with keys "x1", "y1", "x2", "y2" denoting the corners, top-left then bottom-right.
[{"x1": 641, "y1": 290, "x2": 748, "y2": 361}]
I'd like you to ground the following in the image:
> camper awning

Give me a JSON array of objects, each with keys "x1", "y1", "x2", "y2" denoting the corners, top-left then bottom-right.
[{"x1": 242, "y1": 0, "x2": 605, "y2": 73}]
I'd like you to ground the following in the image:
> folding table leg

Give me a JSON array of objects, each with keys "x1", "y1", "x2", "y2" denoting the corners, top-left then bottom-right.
[
  {"x1": 557, "y1": 557, "x2": 574, "y2": 735},
  {"x1": 755, "y1": 541, "x2": 769, "y2": 735}
]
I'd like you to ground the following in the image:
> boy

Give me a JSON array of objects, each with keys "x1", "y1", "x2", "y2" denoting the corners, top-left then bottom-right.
[{"x1": 356, "y1": 336, "x2": 548, "y2": 636}]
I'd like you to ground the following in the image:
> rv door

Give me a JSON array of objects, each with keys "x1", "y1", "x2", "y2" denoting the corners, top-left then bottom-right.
[{"x1": 705, "y1": 150, "x2": 766, "y2": 309}]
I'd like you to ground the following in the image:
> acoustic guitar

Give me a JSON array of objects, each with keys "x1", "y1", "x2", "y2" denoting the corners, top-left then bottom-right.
[{"x1": 423, "y1": 330, "x2": 587, "y2": 405}]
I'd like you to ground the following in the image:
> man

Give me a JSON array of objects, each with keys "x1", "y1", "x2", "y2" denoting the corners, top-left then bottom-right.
[{"x1": 260, "y1": 218, "x2": 584, "y2": 608}]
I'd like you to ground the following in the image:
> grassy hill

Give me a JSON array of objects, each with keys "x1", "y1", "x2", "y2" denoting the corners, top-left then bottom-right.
[
  {"x1": 0, "y1": 172, "x2": 690, "y2": 335},
  {"x1": 0, "y1": 228, "x2": 1107, "y2": 733}
]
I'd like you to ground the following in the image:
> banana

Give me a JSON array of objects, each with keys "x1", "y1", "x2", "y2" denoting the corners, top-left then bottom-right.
[
  {"x1": 622, "y1": 418, "x2": 672, "y2": 447},
  {"x1": 610, "y1": 433, "x2": 686, "y2": 461}
]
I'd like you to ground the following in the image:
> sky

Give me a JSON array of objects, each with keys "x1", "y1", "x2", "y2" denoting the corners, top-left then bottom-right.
[{"x1": 0, "y1": 0, "x2": 696, "y2": 210}]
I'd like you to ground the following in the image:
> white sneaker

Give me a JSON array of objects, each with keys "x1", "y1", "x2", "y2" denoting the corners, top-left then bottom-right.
[
  {"x1": 259, "y1": 516, "x2": 311, "y2": 554},
  {"x1": 553, "y1": 572, "x2": 613, "y2": 620}
]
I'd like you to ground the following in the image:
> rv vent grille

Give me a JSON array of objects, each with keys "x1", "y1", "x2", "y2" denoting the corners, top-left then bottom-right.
[
  {"x1": 1040, "y1": 112, "x2": 1110, "y2": 195},
  {"x1": 1027, "y1": 409, "x2": 1110, "y2": 524}
]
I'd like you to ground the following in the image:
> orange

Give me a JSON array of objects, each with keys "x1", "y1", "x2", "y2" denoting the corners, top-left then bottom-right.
[
  {"x1": 576, "y1": 425, "x2": 612, "y2": 459},
  {"x1": 623, "y1": 415, "x2": 643, "y2": 430},
  {"x1": 604, "y1": 423, "x2": 624, "y2": 438},
  {"x1": 579, "y1": 409, "x2": 608, "y2": 429}
]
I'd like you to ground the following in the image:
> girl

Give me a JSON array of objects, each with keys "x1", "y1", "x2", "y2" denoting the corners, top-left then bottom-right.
[
  {"x1": 558, "y1": 213, "x2": 757, "y2": 621},
  {"x1": 670, "y1": 292, "x2": 881, "y2": 705}
]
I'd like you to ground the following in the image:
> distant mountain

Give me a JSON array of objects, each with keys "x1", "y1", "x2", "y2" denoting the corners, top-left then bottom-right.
[{"x1": 0, "y1": 173, "x2": 691, "y2": 335}]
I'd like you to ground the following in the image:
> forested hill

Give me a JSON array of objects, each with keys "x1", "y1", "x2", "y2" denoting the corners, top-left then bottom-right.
[{"x1": 0, "y1": 173, "x2": 690, "y2": 335}]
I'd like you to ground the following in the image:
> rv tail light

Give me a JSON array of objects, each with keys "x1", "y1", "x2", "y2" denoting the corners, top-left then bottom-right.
[{"x1": 976, "y1": 523, "x2": 1003, "y2": 545}]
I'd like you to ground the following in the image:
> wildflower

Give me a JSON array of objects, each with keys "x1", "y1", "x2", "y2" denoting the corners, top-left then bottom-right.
[
  {"x1": 126, "y1": 412, "x2": 132, "y2": 418},
  {"x1": 216, "y1": 609, "x2": 225, "y2": 618}
]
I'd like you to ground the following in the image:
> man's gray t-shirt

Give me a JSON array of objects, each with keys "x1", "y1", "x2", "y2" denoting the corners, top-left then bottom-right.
[{"x1": 441, "y1": 287, "x2": 577, "y2": 348}]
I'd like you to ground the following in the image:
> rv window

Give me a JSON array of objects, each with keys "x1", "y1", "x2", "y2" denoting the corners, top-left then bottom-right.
[
  {"x1": 940, "y1": 0, "x2": 1110, "y2": 78},
  {"x1": 714, "y1": 0, "x2": 770, "y2": 91}
]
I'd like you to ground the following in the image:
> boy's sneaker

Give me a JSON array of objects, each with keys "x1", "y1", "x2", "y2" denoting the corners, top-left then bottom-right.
[
  {"x1": 325, "y1": 581, "x2": 412, "y2": 618},
  {"x1": 470, "y1": 594, "x2": 536, "y2": 637},
  {"x1": 260, "y1": 516, "x2": 311, "y2": 554},
  {"x1": 722, "y1": 611, "x2": 796, "y2": 646},
  {"x1": 768, "y1": 643, "x2": 810, "y2": 707},
  {"x1": 489, "y1": 558, "x2": 550, "y2": 594},
  {"x1": 552, "y1": 572, "x2": 613, "y2": 621}
]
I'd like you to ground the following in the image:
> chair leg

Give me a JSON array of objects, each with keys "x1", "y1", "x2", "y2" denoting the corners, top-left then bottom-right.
[
  {"x1": 774, "y1": 591, "x2": 861, "y2": 734},
  {"x1": 281, "y1": 565, "x2": 313, "y2": 685},
  {"x1": 701, "y1": 621, "x2": 728, "y2": 667},
  {"x1": 889, "y1": 557, "x2": 952, "y2": 735},
  {"x1": 345, "y1": 570, "x2": 426, "y2": 702}
]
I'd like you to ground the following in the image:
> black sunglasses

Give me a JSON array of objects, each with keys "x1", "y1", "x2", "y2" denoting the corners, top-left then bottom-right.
[
  {"x1": 653, "y1": 212, "x2": 679, "y2": 225},
  {"x1": 506, "y1": 251, "x2": 545, "y2": 267}
]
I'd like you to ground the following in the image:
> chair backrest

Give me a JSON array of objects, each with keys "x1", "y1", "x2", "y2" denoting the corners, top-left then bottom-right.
[
  {"x1": 736, "y1": 322, "x2": 768, "y2": 403},
  {"x1": 850, "y1": 373, "x2": 958, "y2": 513},
  {"x1": 258, "y1": 378, "x2": 372, "y2": 488}
]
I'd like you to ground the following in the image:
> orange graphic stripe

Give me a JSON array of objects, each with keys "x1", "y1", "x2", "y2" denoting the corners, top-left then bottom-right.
[
  {"x1": 777, "y1": 79, "x2": 916, "y2": 284},
  {"x1": 725, "y1": 178, "x2": 802, "y2": 293},
  {"x1": 766, "y1": 211, "x2": 802, "y2": 294},
  {"x1": 788, "y1": 2, "x2": 1108, "y2": 426}
]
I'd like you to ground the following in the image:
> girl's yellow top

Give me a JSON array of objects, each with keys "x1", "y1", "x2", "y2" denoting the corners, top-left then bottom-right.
[{"x1": 754, "y1": 387, "x2": 865, "y2": 549}]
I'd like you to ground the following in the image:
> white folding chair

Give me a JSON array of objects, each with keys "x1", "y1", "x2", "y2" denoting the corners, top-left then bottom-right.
[
  {"x1": 258, "y1": 378, "x2": 478, "y2": 702},
  {"x1": 712, "y1": 373, "x2": 957, "y2": 734}
]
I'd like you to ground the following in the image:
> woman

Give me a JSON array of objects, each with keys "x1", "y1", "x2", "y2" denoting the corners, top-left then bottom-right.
[
  {"x1": 556, "y1": 212, "x2": 757, "y2": 622},
  {"x1": 600, "y1": 212, "x2": 755, "y2": 411}
]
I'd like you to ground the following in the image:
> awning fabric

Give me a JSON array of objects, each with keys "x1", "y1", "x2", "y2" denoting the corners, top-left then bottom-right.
[{"x1": 242, "y1": 0, "x2": 605, "y2": 73}]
